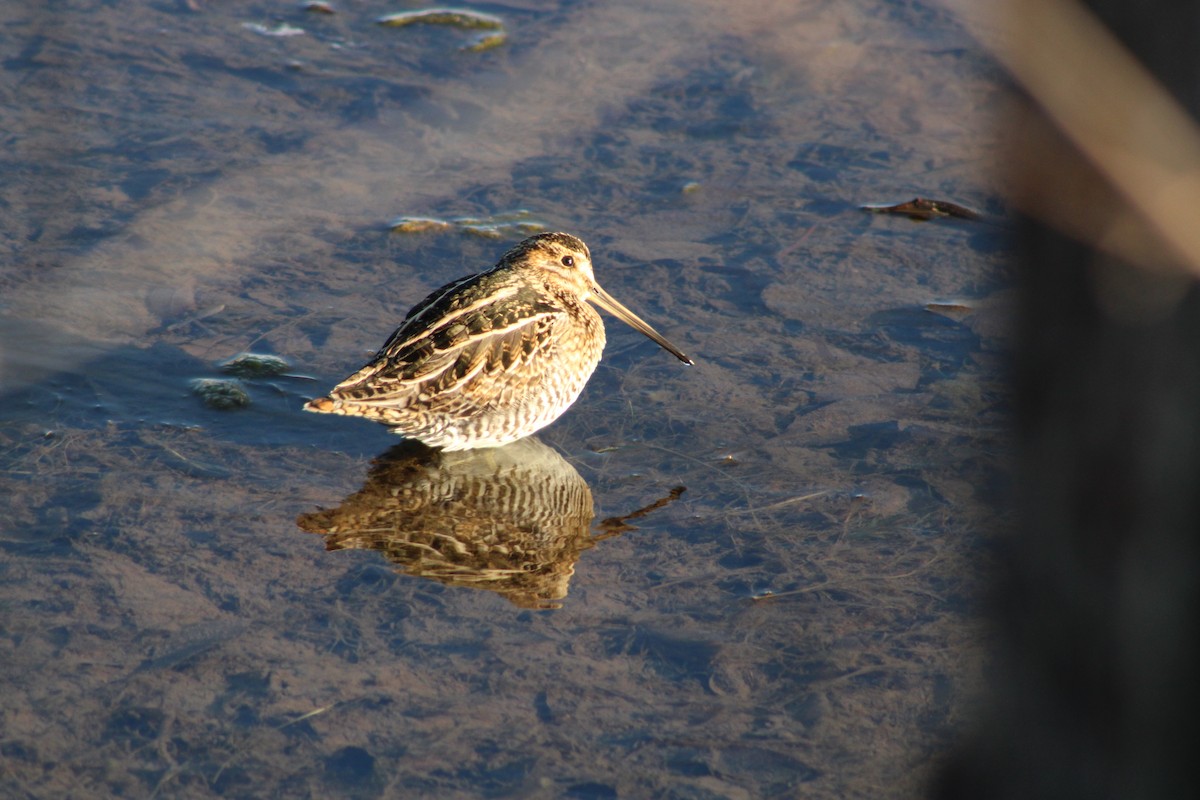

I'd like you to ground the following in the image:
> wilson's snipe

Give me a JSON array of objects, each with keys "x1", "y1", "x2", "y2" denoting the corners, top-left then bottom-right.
[{"x1": 304, "y1": 232, "x2": 692, "y2": 450}]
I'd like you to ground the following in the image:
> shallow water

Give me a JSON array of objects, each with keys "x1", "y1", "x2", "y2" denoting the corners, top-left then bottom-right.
[{"x1": 1, "y1": 1, "x2": 1009, "y2": 797}]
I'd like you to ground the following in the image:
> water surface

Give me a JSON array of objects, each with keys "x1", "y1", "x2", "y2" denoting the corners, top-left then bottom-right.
[{"x1": 1, "y1": 1, "x2": 1009, "y2": 797}]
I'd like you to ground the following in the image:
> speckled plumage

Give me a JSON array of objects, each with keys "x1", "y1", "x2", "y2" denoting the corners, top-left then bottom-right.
[{"x1": 305, "y1": 232, "x2": 692, "y2": 450}]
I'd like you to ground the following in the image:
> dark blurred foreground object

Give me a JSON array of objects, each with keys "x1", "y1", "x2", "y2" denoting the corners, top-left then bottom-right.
[{"x1": 938, "y1": 1, "x2": 1200, "y2": 798}]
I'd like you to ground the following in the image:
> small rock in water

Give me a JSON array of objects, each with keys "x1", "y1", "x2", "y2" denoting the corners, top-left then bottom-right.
[
  {"x1": 375, "y1": 8, "x2": 507, "y2": 52},
  {"x1": 389, "y1": 210, "x2": 544, "y2": 238},
  {"x1": 191, "y1": 378, "x2": 251, "y2": 410},
  {"x1": 376, "y1": 9, "x2": 503, "y2": 30},
  {"x1": 220, "y1": 353, "x2": 291, "y2": 378}
]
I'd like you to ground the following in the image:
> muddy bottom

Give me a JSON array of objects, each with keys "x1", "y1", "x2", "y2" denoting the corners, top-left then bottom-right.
[{"x1": 2, "y1": 1, "x2": 1009, "y2": 797}]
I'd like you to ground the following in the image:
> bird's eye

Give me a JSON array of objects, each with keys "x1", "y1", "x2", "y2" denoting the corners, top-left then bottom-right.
[{"x1": 561, "y1": 255, "x2": 575, "y2": 268}]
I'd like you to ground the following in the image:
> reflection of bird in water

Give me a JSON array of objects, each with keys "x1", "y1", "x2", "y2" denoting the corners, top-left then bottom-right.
[
  {"x1": 296, "y1": 437, "x2": 598, "y2": 609},
  {"x1": 304, "y1": 232, "x2": 692, "y2": 450}
]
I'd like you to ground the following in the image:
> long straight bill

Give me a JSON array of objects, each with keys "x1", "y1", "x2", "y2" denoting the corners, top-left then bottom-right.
[{"x1": 588, "y1": 285, "x2": 694, "y2": 365}]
